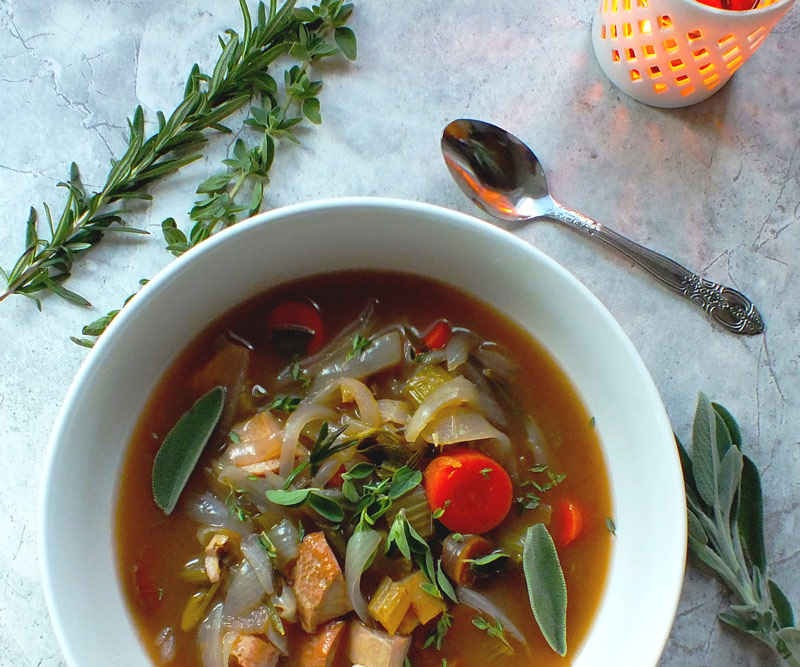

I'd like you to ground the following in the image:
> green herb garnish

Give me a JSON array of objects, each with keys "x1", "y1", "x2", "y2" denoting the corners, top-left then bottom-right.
[
  {"x1": 423, "y1": 611, "x2": 453, "y2": 650},
  {"x1": 472, "y1": 616, "x2": 513, "y2": 651},
  {"x1": 389, "y1": 466, "x2": 423, "y2": 499},
  {"x1": 224, "y1": 480, "x2": 253, "y2": 522},
  {"x1": 267, "y1": 393, "x2": 302, "y2": 413},
  {"x1": 283, "y1": 422, "x2": 356, "y2": 487},
  {"x1": 522, "y1": 523, "x2": 567, "y2": 656},
  {"x1": 479, "y1": 467, "x2": 493, "y2": 479},
  {"x1": 151, "y1": 386, "x2": 226, "y2": 514},
  {"x1": 346, "y1": 333, "x2": 372, "y2": 360},
  {"x1": 606, "y1": 517, "x2": 616, "y2": 535},
  {"x1": 265, "y1": 487, "x2": 344, "y2": 522},
  {"x1": 680, "y1": 393, "x2": 800, "y2": 664}
]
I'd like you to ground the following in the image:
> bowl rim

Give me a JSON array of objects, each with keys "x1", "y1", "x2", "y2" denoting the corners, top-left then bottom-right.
[{"x1": 39, "y1": 196, "x2": 686, "y2": 666}]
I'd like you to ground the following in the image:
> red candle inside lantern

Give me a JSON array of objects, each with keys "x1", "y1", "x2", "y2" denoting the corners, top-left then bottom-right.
[{"x1": 695, "y1": 0, "x2": 759, "y2": 9}]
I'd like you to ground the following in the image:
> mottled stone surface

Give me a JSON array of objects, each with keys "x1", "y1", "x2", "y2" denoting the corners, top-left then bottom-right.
[{"x1": 0, "y1": 1, "x2": 798, "y2": 665}]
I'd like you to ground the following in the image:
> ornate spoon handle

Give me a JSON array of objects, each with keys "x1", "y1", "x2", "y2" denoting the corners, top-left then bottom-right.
[{"x1": 550, "y1": 203, "x2": 764, "y2": 335}]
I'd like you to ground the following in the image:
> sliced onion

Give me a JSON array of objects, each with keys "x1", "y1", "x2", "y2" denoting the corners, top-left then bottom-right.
[
  {"x1": 267, "y1": 621, "x2": 289, "y2": 656},
  {"x1": 240, "y1": 533, "x2": 274, "y2": 595},
  {"x1": 266, "y1": 518, "x2": 300, "y2": 571},
  {"x1": 312, "y1": 330, "x2": 404, "y2": 386},
  {"x1": 272, "y1": 584, "x2": 297, "y2": 622},
  {"x1": 223, "y1": 562, "x2": 264, "y2": 618},
  {"x1": 220, "y1": 631, "x2": 238, "y2": 667},
  {"x1": 184, "y1": 492, "x2": 254, "y2": 535},
  {"x1": 473, "y1": 342, "x2": 517, "y2": 381},
  {"x1": 198, "y1": 603, "x2": 224, "y2": 667},
  {"x1": 221, "y1": 411, "x2": 283, "y2": 466},
  {"x1": 156, "y1": 627, "x2": 176, "y2": 663},
  {"x1": 311, "y1": 377, "x2": 381, "y2": 427},
  {"x1": 345, "y1": 528, "x2": 382, "y2": 623},
  {"x1": 455, "y1": 586, "x2": 526, "y2": 644},
  {"x1": 279, "y1": 403, "x2": 336, "y2": 477},
  {"x1": 459, "y1": 361, "x2": 508, "y2": 429},
  {"x1": 217, "y1": 466, "x2": 278, "y2": 507},
  {"x1": 312, "y1": 452, "x2": 346, "y2": 488},
  {"x1": 226, "y1": 605, "x2": 269, "y2": 633},
  {"x1": 444, "y1": 331, "x2": 478, "y2": 371},
  {"x1": 378, "y1": 399, "x2": 411, "y2": 426},
  {"x1": 405, "y1": 376, "x2": 481, "y2": 443},
  {"x1": 525, "y1": 417, "x2": 549, "y2": 465},
  {"x1": 422, "y1": 406, "x2": 510, "y2": 448}
]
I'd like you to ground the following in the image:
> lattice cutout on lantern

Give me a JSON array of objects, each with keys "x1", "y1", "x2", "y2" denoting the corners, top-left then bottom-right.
[{"x1": 595, "y1": 0, "x2": 787, "y2": 104}]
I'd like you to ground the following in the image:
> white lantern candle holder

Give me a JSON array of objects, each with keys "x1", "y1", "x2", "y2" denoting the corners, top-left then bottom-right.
[{"x1": 592, "y1": 0, "x2": 795, "y2": 108}]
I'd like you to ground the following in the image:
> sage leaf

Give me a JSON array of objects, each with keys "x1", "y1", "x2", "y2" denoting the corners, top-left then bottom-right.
[
  {"x1": 152, "y1": 386, "x2": 226, "y2": 514},
  {"x1": 712, "y1": 402, "x2": 743, "y2": 449},
  {"x1": 687, "y1": 509, "x2": 708, "y2": 545},
  {"x1": 719, "y1": 610, "x2": 759, "y2": 635},
  {"x1": 769, "y1": 580, "x2": 795, "y2": 628},
  {"x1": 737, "y1": 454, "x2": 766, "y2": 572},
  {"x1": 717, "y1": 445, "x2": 743, "y2": 524},
  {"x1": 777, "y1": 628, "x2": 800, "y2": 662},
  {"x1": 713, "y1": 408, "x2": 734, "y2": 462},
  {"x1": 691, "y1": 393, "x2": 719, "y2": 508},
  {"x1": 523, "y1": 524, "x2": 567, "y2": 656}
]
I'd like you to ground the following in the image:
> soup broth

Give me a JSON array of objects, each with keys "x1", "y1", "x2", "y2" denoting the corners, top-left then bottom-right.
[{"x1": 116, "y1": 271, "x2": 611, "y2": 667}]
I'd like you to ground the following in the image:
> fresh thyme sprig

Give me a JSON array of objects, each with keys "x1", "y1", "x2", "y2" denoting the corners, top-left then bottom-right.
[
  {"x1": 679, "y1": 393, "x2": 800, "y2": 665},
  {"x1": 1, "y1": 0, "x2": 356, "y2": 310}
]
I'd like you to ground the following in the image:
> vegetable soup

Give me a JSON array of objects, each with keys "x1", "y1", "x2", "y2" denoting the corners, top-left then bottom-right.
[{"x1": 116, "y1": 270, "x2": 612, "y2": 667}]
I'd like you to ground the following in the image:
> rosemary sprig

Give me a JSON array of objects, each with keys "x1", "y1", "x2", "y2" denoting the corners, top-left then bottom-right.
[
  {"x1": 679, "y1": 393, "x2": 800, "y2": 665},
  {"x1": 1, "y1": 0, "x2": 356, "y2": 310}
]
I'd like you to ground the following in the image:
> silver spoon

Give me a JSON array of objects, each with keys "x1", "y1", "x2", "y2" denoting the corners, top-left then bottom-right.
[{"x1": 441, "y1": 118, "x2": 764, "y2": 335}]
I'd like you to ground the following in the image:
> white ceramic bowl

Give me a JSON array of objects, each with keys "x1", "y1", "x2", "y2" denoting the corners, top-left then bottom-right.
[{"x1": 40, "y1": 197, "x2": 686, "y2": 666}]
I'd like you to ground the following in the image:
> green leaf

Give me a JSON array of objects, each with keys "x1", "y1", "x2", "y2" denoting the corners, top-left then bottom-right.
[
  {"x1": 523, "y1": 524, "x2": 567, "y2": 657},
  {"x1": 717, "y1": 445, "x2": 743, "y2": 524},
  {"x1": 343, "y1": 462, "x2": 374, "y2": 480},
  {"x1": 687, "y1": 509, "x2": 708, "y2": 545},
  {"x1": 152, "y1": 386, "x2": 226, "y2": 514},
  {"x1": 777, "y1": 628, "x2": 800, "y2": 662},
  {"x1": 308, "y1": 491, "x2": 344, "y2": 522},
  {"x1": 737, "y1": 454, "x2": 766, "y2": 572},
  {"x1": 691, "y1": 392, "x2": 719, "y2": 508},
  {"x1": 46, "y1": 280, "x2": 91, "y2": 307},
  {"x1": 712, "y1": 402, "x2": 743, "y2": 449},
  {"x1": 266, "y1": 488, "x2": 311, "y2": 506},
  {"x1": 389, "y1": 466, "x2": 422, "y2": 499},
  {"x1": 334, "y1": 26, "x2": 357, "y2": 60},
  {"x1": 769, "y1": 579, "x2": 795, "y2": 628},
  {"x1": 24, "y1": 208, "x2": 38, "y2": 252},
  {"x1": 302, "y1": 97, "x2": 321, "y2": 124},
  {"x1": 436, "y1": 558, "x2": 458, "y2": 602}
]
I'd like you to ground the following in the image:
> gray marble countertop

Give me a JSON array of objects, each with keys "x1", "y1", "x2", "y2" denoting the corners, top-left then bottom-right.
[{"x1": 1, "y1": 1, "x2": 798, "y2": 665}]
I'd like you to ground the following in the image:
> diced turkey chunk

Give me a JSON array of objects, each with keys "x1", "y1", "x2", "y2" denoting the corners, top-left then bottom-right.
[
  {"x1": 204, "y1": 533, "x2": 229, "y2": 583},
  {"x1": 348, "y1": 621, "x2": 411, "y2": 667},
  {"x1": 293, "y1": 532, "x2": 353, "y2": 632},
  {"x1": 295, "y1": 619, "x2": 346, "y2": 667},
  {"x1": 229, "y1": 634, "x2": 280, "y2": 667}
]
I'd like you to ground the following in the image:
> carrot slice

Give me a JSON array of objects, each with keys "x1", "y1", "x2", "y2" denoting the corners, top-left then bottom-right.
[
  {"x1": 423, "y1": 446, "x2": 512, "y2": 534},
  {"x1": 551, "y1": 499, "x2": 583, "y2": 547}
]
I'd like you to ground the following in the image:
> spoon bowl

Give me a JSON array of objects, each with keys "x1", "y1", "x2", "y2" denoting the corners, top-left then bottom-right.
[{"x1": 442, "y1": 118, "x2": 764, "y2": 336}]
